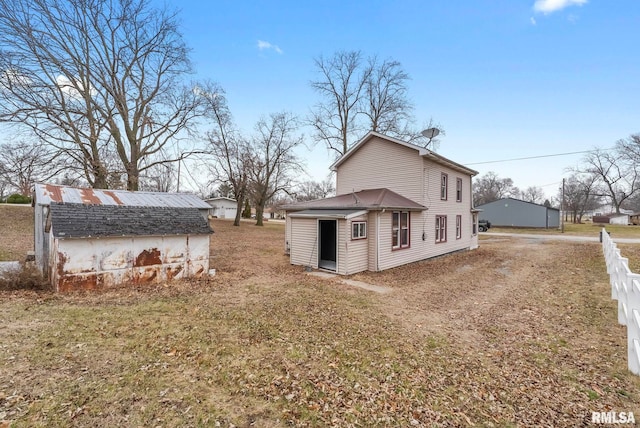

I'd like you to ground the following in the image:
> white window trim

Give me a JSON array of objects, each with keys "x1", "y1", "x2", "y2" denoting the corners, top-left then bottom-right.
[{"x1": 352, "y1": 221, "x2": 367, "y2": 240}]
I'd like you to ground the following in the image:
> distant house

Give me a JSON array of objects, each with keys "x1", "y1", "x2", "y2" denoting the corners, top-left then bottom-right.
[
  {"x1": 32, "y1": 183, "x2": 213, "y2": 292},
  {"x1": 204, "y1": 197, "x2": 237, "y2": 219},
  {"x1": 595, "y1": 213, "x2": 631, "y2": 225},
  {"x1": 265, "y1": 206, "x2": 286, "y2": 219},
  {"x1": 283, "y1": 131, "x2": 479, "y2": 275},
  {"x1": 476, "y1": 197, "x2": 560, "y2": 228}
]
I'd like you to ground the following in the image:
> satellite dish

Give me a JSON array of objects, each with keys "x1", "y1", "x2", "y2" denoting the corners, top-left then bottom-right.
[{"x1": 421, "y1": 127, "x2": 440, "y2": 139}]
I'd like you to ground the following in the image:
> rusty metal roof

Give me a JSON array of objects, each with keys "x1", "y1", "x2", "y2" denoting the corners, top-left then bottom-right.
[
  {"x1": 49, "y1": 203, "x2": 213, "y2": 238},
  {"x1": 283, "y1": 188, "x2": 425, "y2": 212},
  {"x1": 34, "y1": 183, "x2": 210, "y2": 209}
]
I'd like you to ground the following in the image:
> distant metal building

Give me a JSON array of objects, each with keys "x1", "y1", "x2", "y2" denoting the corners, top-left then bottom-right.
[
  {"x1": 33, "y1": 183, "x2": 213, "y2": 291},
  {"x1": 204, "y1": 197, "x2": 237, "y2": 219},
  {"x1": 476, "y1": 197, "x2": 560, "y2": 229}
]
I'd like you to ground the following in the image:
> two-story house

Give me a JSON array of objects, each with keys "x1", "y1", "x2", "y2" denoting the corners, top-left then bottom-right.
[{"x1": 284, "y1": 131, "x2": 479, "y2": 275}]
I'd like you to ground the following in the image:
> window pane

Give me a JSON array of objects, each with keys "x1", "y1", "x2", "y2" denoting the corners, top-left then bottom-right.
[{"x1": 401, "y1": 229, "x2": 408, "y2": 246}]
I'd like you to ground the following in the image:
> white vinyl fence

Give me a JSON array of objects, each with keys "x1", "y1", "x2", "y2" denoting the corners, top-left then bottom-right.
[{"x1": 601, "y1": 228, "x2": 640, "y2": 375}]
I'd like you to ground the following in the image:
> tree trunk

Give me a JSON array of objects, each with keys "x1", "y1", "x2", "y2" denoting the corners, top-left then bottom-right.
[
  {"x1": 233, "y1": 197, "x2": 243, "y2": 227},
  {"x1": 92, "y1": 161, "x2": 110, "y2": 189},
  {"x1": 127, "y1": 163, "x2": 140, "y2": 191},
  {"x1": 255, "y1": 202, "x2": 265, "y2": 226}
]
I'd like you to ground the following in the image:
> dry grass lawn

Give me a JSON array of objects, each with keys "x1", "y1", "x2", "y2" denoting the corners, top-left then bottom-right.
[
  {"x1": 0, "y1": 204, "x2": 33, "y2": 261},
  {"x1": 1, "y1": 205, "x2": 640, "y2": 426}
]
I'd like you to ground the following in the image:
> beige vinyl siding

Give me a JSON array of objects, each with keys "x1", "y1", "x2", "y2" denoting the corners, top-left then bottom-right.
[
  {"x1": 421, "y1": 158, "x2": 475, "y2": 256},
  {"x1": 336, "y1": 219, "x2": 346, "y2": 274},
  {"x1": 285, "y1": 215, "x2": 292, "y2": 253},
  {"x1": 376, "y1": 211, "x2": 427, "y2": 271},
  {"x1": 367, "y1": 212, "x2": 378, "y2": 271},
  {"x1": 345, "y1": 215, "x2": 368, "y2": 275},
  {"x1": 289, "y1": 218, "x2": 318, "y2": 269},
  {"x1": 375, "y1": 159, "x2": 476, "y2": 271},
  {"x1": 336, "y1": 136, "x2": 423, "y2": 203}
]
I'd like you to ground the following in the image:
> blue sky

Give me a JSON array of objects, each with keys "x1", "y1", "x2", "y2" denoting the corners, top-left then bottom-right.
[{"x1": 170, "y1": 0, "x2": 640, "y2": 200}]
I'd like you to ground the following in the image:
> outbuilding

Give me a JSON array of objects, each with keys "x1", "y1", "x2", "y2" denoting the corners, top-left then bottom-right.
[
  {"x1": 204, "y1": 197, "x2": 237, "y2": 219},
  {"x1": 476, "y1": 197, "x2": 560, "y2": 228},
  {"x1": 33, "y1": 183, "x2": 213, "y2": 291}
]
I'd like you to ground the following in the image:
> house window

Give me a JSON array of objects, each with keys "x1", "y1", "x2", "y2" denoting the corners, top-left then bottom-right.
[
  {"x1": 456, "y1": 215, "x2": 462, "y2": 239},
  {"x1": 456, "y1": 178, "x2": 462, "y2": 202},
  {"x1": 436, "y1": 215, "x2": 447, "y2": 243},
  {"x1": 392, "y1": 211, "x2": 410, "y2": 249},
  {"x1": 352, "y1": 221, "x2": 367, "y2": 240},
  {"x1": 441, "y1": 173, "x2": 448, "y2": 200},
  {"x1": 472, "y1": 213, "x2": 478, "y2": 235}
]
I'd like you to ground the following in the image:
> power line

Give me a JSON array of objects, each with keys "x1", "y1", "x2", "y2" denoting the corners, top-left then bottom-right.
[{"x1": 464, "y1": 148, "x2": 612, "y2": 166}]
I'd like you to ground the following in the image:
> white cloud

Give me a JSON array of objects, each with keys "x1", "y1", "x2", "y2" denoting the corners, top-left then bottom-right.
[
  {"x1": 56, "y1": 75, "x2": 95, "y2": 99},
  {"x1": 257, "y1": 40, "x2": 283, "y2": 55},
  {"x1": 0, "y1": 68, "x2": 31, "y2": 88},
  {"x1": 530, "y1": 16, "x2": 537, "y2": 25},
  {"x1": 533, "y1": 0, "x2": 587, "y2": 14}
]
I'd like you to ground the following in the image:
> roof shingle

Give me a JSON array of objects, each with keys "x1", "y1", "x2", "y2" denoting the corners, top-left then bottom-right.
[
  {"x1": 49, "y1": 203, "x2": 213, "y2": 238},
  {"x1": 283, "y1": 188, "x2": 425, "y2": 211}
]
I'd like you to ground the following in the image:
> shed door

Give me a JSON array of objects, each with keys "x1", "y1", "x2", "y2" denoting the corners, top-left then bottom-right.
[{"x1": 318, "y1": 220, "x2": 337, "y2": 271}]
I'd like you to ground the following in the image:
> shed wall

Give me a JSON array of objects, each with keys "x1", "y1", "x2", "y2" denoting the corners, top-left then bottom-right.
[
  {"x1": 34, "y1": 204, "x2": 48, "y2": 274},
  {"x1": 479, "y1": 199, "x2": 559, "y2": 228},
  {"x1": 345, "y1": 214, "x2": 369, "y2": 275},
  {"x1": 610, "y1": 215, "x2": 630, "y2": 225},
  {"x1": 290, "y1": 218, "x2": 318, "y2": 269},
  {"x1": 50, "y1": 234, "x2": 210, "y2": 292}
]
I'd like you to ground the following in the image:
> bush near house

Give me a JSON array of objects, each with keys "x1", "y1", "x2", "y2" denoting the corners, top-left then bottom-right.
[{"x1": 6, "y1": 194, "x2": 32, "y2": 204}]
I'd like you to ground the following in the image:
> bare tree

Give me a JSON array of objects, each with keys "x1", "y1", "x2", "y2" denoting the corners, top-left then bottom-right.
[
  {"x1": 472, "y1": 171, "x2": 519, "y2": 206},
  {"x1": 309, "y1": 51, "x2": 370, "y2": 156},
  {"x1": 0, "y1": 140, "x2": 66, "y2": 196},
  {"x1": 520, "y1": 186, "x2": 546, "y2": 204},
  {"x1": 248, "y1": 112, "x2": 305, "y2": 226},
  {"x1": 0, "y1": 160, "x2": 12, "y2": 201},
  {"x1": 561, "y1": 172, "x2": 600, "y2": 223},
  {"x1": 0, "y1": 0, "x2": 204, "y2": 190},
  {"x1": 139, "y1": 162, "x2": 176, "y2": 192},
  {"x1": 202, "y1": 82, "x2": 250, "y2": 227},
  {"x1": 363, "y1": 57, "x2": 414, "y2": 138},
  {"x1": 294, "y1": 178, "x2": 336, "y2": 201},
  {"x1": 309, "y1": 51, "x2": 417, "y2": 157},
  {"x1": 582, "y1": 146, "x2": 640, "y2": 214}
]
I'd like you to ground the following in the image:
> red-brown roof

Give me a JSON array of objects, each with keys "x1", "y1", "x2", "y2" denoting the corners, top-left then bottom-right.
[{"x1": 283, "y1": 188, "x2": 425, "y2": 211}]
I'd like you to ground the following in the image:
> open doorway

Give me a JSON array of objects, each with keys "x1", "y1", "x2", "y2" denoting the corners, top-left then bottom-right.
[{"x1": 318, "y1": 219, "x2": 337, "y2": 271}]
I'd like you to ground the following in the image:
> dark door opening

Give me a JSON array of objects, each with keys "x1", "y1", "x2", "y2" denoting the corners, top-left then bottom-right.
[{"x1": 318, "y1": 220, "x2": 337, "y2": 271}]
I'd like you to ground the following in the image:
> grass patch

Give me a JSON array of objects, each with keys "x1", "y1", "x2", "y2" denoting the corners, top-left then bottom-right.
[
  {"x1": 489, "y1": 221, "x2": 640, "y2": 238},
  {"x1": 1, "y1": 219, "x2": 640, "y2": 426}
]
